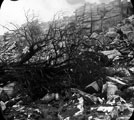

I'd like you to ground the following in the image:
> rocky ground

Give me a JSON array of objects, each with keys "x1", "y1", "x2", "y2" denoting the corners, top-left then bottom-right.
[{"x1": 1, "y1": 15, "x2": 134, "y2": 120}]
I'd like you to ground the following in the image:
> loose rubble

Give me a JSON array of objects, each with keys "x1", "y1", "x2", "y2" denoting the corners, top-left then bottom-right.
[{"x1": 1, "y1": 15, "x2": 134, "y2": 120}]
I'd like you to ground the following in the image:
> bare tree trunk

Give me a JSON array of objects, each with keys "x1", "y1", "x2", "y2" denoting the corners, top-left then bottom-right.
[{"x1": 18, "y1": 45, "x2": 41, "y2": 65}]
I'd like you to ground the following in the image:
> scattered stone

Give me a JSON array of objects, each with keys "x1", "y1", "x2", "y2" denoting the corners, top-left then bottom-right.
[{"x1": 101, "y1": 49, "x2": 121, "y2": 60}]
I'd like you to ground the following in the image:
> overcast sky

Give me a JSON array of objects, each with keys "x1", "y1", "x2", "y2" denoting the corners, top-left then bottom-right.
[{"x1": 0, "y1": 0, "x2": 116, "y2": 35}]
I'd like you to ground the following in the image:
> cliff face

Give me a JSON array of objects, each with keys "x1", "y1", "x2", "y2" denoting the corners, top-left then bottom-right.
[{"x1": 74, "y1": 0, "x2": 133, "y2": 32}]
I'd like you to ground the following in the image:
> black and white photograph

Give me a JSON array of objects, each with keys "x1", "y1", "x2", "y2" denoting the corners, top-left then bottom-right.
[{"x1": 0, "y1": 0, "x2": 134, "y2": 120}]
